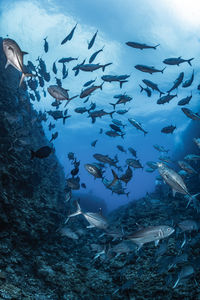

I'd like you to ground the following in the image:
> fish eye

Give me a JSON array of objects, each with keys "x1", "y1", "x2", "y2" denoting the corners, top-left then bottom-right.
[{"x1": 167, "y1": 228, "x2": 171, "y2": 231}]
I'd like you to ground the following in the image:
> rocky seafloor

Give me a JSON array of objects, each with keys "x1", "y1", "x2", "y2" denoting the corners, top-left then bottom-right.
[{"x1": 0, "y1": 36, "x2": 200, "y2": 299}]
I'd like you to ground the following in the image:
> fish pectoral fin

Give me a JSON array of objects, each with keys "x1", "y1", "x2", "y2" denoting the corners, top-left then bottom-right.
[
  {"x1": 172, "y1": 189, "x2": 176, "y2": 197},
  {"x1": 5, "y1": 60, "x2": 11, "y2": 69},
  {"x1": 22, "y1": 51, "x2": 28, "y2": 55},
  {"x1": 86, "y1": 225, "x2": 95, "y2": 228},
  {"x1": 155, "y1": 240, "x2": 160, "y2": 247}
]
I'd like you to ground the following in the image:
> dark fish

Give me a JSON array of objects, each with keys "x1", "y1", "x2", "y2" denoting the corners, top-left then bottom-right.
[
  {"x1": 43, "y1": 36, "x2": 48, "y2": 53},
  {"x1": 61, "y1": 23, "x2": 77, "y2": 45},
  {"x1": 83, "y1": 78, "x2": 97, "y2": 87},
  {"x1": 116, "y1": 109, "x2": 130, "y2": 115},
  {"x1": 161, "y1": 125, "x2": 176, "y2": 134},
  {"x1": 182, "y1": 108, "x2": 200, "y2": 121},
  {"x1": 35, "y1": 91, "x2": 41, "y2": 102},
  {"x1": 48, "y1": 122, "x2": 55, "y2": 131},
  {"x1": 58, "y1": 57, "x2": 78, "y2": 63},
  {"x1": 31, "y1": 146, "x2": 52, "y2": 159},
  {"x1": 167, "y1": 72, "x2": 184, "y2": 93},
  {"x1": 91, "y1": 139, "x2": 98, "y2": 147},
  {"x1": 110, "y1": 94, "x2": 132, "y2": 109},
  {"x1": 157, "y1": 94, "x2": 177, "y2": 105},
  {"x1": 68, "y1": 152, "x2": 75, "y2": 160},
  {"x1": 43, "y1": 72, "x2": 51, "y2": 82},
  {"x1": 38, "y1": 76, "x2": 44, "y2": 87},
  {"x1": 128, "y1": 147, "x2": 137, "y2": 157},
  {"x1": 89, "y1": 46, "x2": 104, "y2": 63},
  {"x1": 126, "y1": 158, "x2": 143, "y2": 169},
  {"x1": 178, "y1": 94, "x2": 192, "y2": 106},
  {"x1": 52, "y1": 60, "x2": 57, "y2": 74},
  {"x1": 163, "y1": 57, "x2": 194, "y2": 66},
  {"x1": 126, "y1": 41, "x2": 160, "y2": 50},
  {"x1": 135, "y1": 65, "x2": 166, "y2": 74},
  {"x1": 105, "y1": 130, "x2": 125, "y2": 138},
  {"x1": 81, "y1": 183, "x2": 86, "y2": 189},
  {"x1": 120, "y1": 166, "x2": 132, "y2": 184},
  {"x1": 66, "y1": 177, "x2": 80, "y2": 190},
  {"x1": 71, "y1": 167, "x2": 79, "y2": 176},
  {"x1": 88, "y1": 30, "x2": 98, "y2": 49},
  {"x1": 182, "y1": 70, "x2": 194, "y2": 88},
  {"x1": 112, "y1": 119, "x2": 126, "y2": 128},
  {"x1": 110, "y1": 124, "x2": 122, "y2": 133},
  {"x1": 55, "y1": 77, "x2": 62, "y2": 87},
  {"x1": 80, "y1": 83, "x2": 104, "y2": 98},
  {"x1": 49, "y1": 131, "x2": 58, "y2": 142},
  {"x1": 142, "y1": 79, "x2": 164, "y2": 96},
  {"x1": 139, "y1": 85, "x2": 152, "y2": 97},
  {"x1": 102, "y1": 74, "x2": 130, "y2": 88},
  {"x1": 78, "y1": 63, "x2": 112, "y2": 72},
  {"x1": 117, "y1": 145, "x2": 126, "y2": 153},
  {"x1": 74, "y1": 107, "x2": 88, "y2": 114}
]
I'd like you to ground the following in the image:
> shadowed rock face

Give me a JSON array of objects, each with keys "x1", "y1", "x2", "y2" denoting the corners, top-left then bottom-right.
[{"x1": 0, "y1": 36, "x2": 199, "y2": 299}]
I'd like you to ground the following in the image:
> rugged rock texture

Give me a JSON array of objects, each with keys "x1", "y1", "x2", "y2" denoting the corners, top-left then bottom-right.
[{"x1": 0, "y1": 36, "x2": 200, "y2": 300}]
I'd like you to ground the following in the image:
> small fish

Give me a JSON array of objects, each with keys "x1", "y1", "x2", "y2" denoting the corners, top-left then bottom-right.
[
  {"x1": 184, "y1": 154, "x2": 200, "y2": 161},
  {"x1": 66, "y1": 201, "x2": 108, "y2": 230},
  {"x1": 105, "y1": 130, "x2": 125, "y2": 138},
  {"x1": 112, "y1": 119, "x2": 126, "y2": 128},
  {"x1": 135, "y1": 64, "x2": 166, "y2": 74},
  {"x1": 81, "y1": 183, "x2": 86, "y2": 189},
  {"x1": 178, "y1": 220, "x2": 198, "y2": 232},
  {"x1": 178, "y1": 160, "x2": 197, "y2": 174},
  {"x1": 182, "y1": 70, "x2": 194, "y2": 88},
  {"x1": 128, "y1": 118, "x2": 148, "y2": 135},
  {"x1": 88, "y1": 30, "x2": 98, "y2": 49},
  {"x1": 139, "y1": 85, "x2": 152, "y2": 97},
  {"x1": 79, "y1": 63, "x2": 112, "y2": 72},
  {"x1": 3, "y1": 38, "x2": 35, "y2": 86},
  {"x1": 116, "y1": 109, "x2": 130, "y2": 115},
  {"x1": 167, "y1": 72, "x2": 184, "y2": 93},
  {"x1": 153, "y1": 144, "x2": 169, "y2": 153},
  {"x1": 43, "y1": 36, "x2": 48, "y2": 53},
  {"x1": 142, "y1": 79, "x2": 164, "y2": 96},
  {"x1": 173, "y1": 265, "x2": 194, "y2": 289},
  {"x1": 58, "y1": 57, "x2": 78, "y2": 63},
  {"x1": 120, "y1": 166, "x2": 133, "y2": 184},
  {"x1": 80, "y1": 83, "x2": 104, "y2": 98},
  {"x1": 83, "y1": 78, "x2": 97, "y2": 87},
  {"x1": 52, "y1": 60, "x2": 57, "y2": 74},
  {"x1": 89, "y1": 46, "x2": 104, "y2": 63},
  {"x1": 91, "y1": 139, "x2": 98, "y2": 147},
  {"x1": 163, "y1": 56, "x2": 194, "y2": 66},
  {"x1": 49, "y1": 132, "x2": 58, "y2": 143},
  {"x1": 117, "y1": 145, "x2": 126, "y2": 153},
  {"x1": 126, "y1": 158, "x2": 143, "y2": 169},
  {"x1": 61, "y1": 23, "x2": 77, "y2": 45},
  {"x1": 157, "y1": 94, "x2": 177, "y2": 105},
  {"x1": 178, "y1": 94, "x2": 192, "y2": 106},
  {"x1": 128, "y1": 147, "x2": 137, "y2": 157},
  {"x1": 182, "y1": 108, "x2": 200, "y2": 121},
  {"x1": 84, "y1": 163, "x2": 103, "y2": 178},
  {"x1": 66, "y1": 177, "x2": 80, "y2": 190},
  {"x1": 31, "y1": 146, "x2": 52, "y2": 159},
  {"x1": 126, "y1": 41, "x2": 160, "y2": 50},
  {"x1": 60, "y1": 227, "x2": 78, "y2": 239},
  {"x1": 161, "y1": 125, "x2": 176, "y2": 134}
]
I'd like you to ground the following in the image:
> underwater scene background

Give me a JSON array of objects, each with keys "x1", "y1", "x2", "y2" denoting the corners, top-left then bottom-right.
[{"x1": 0, "y1": 0, "x2": 200, "y2": 299}]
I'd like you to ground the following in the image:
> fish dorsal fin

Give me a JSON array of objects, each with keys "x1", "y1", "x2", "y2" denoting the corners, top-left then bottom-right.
[
  {"x1": 178, "y1": 56, "x2": 181, "y2": 59},
  {"x1": 22, "y1": 51, "x2": 28, "y2": 56}
]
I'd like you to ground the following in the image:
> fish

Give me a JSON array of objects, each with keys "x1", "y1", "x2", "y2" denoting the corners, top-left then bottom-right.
[
  {"x1": 52, "y1": 60, "x2": 57, "y2": 74},
  {"x1": 91, "y1": 140, "x2": 98, "y2": 147},
  {"x1": 163, "y1": 57, "x2": 194, "y2": 66},
  {"x1": 117, "y1": 145, "x2": 126, "y2": 153},
  {"x1": 109, "y1": 241, "x2": 136, "y2": 258},
  {"x1": 181, "y1": 108, "x2": 200, "y2": 121},
  {"x1": 178, "y1": 160, "x2": 197, "y2": 174},
  {"x1": 43, "y1": 72, "x2": 51, "y2": 82},
  {"x1": 66, "y1": 201, "x2": 108, "y2": 229},
  {"x1": 182, "y1": 70, "x2": 194, "y2": 88},
  {"x1": 105, "y1": 130, "x2": 125, "y2": 138},
  {"x1": 128, "y1": 118, "x2": 148, "y2": 135},
  {"x1": 62, "y1": 64, "x2": 68, "y2": 79},
  {"x1": 126, "y1": 158, "x2": 143, "y2": 169},
  {"x1": 59, "y1": 227, "x2": 79, "y2": 239},
  {"x1": 135, "y1": 64, "x2": 166, "y2": 74},
  {"x1": 80, "y1": 83, "x2": 103, "y2": 98},
  {"x1": 157, "y1": 162, "x2": 190, "y2": 197},
  {"x1": 193, "y1": 138, "x2": 200, "y2": 149},
  {"x1": 178, "y1": 220, "x2": 198, "y2": 232},
  {"x1": 47, "y1": 85, "x2": 78, "y2": 104},
  {"x1": 64, "y1": 186, "x2": 72, "y2": 202},
  {"x1": 120, "y1": 166, "x2": 133, "y2": 184},
  {"x1": 161, "y1": 125, "x2": 176, "y2": 134},
  {"x1": 173, "y1": 265, "x2": 194, "y2": 289},
  {"x1": 139, "y1": 85, "x2": 152, "y2": 97},
  {"x1": 184, "y1": 154, "x2": 200, "y2": 161},
  {"x1": 3, "y1": 38, "x2": 35, "y2": 86},
  {"x1": 31, "y1": 146, "x2": 52, "y2": 159},
  {"x1": 55, "y1": 77, "x2": 62, "y2": 87},
  {"x1": 142, "y1": 79, "x2": 164, "y2": 96},
  {"x1": 88, "y1": 30, "x2": 98, "y2": 49},
  {"x1": 71, "y1": 166, "x2": 79, "y2": 177},
  {"x1": 110, "y1": 94, "x2": 132, "y2": 109},
  {"x1": 83, "y1": 78, "x2": 97, "y2": 87},
  {"x1": 81, "y1": 183, "x2": 86, "y2": 189},
  {"x1": 153, "y1": 144, "x2": 169, "y2": 153},
  {"x1": 126, "y1": 225, "x2": 174, "y2": 250},
  {"x1": 112, "y1": 119, "x2": 126, "y2": 128},
  {"x1": 84, "y1": 163, "x2": 103, "y2": 178},
  {"x1": 47, "y1": 110, "x2": 70, "y2": 124},
  {"x1": 167, "y1": 72, "x2": 184, "y2": 93},
  {"x1": 102, "y1": 75, "x2": 130, "y2": 88},
  {"x1": 78, "y1": 63, "x2": 112, "y2": 72},
  {"x1": 58, "y1": 57, "x2": 78, "y2": 63},
  {"x1": 110, "y1": 124, "x2": 123, "y2": 133},
  {"x1": 49, "y1": 132, "x2": 58, "y2": 143},
  {"x1": 66, "y1": 177, "x2": 80, "y2": 190},
  {"x1": 178, "y1": 94, "x2": 192, "y2": 106},
  {"x1": 128, "y1": 147, "x2": 137, "y2": 157},
  {"x1": 61, "y1": 23, "x2": 77, "y2": 45},
  {"x1": 43, "y1": 36, "x2": 48, "y2": 53},
  {"x1": 88, "y1": 110, "x2": 114, "y2": 123},
  {"x1": 146, "y1": 161, "x2": 158, "y2": 170},
  {"x1": 74, "y1": 107, "x2": 89, "y2": 114},
  {"x1": 116, "y1": 109, "x2": 130, "y2": 115},
  {"x1": 157, "y1": 94, "x2": 177, "y2": 105},
  {"x1": 126, "y1": 41, "x2": 160, "y2": 50},
  {"x1": 89, "y1": 46, "x2": 104, "y2": 63},
  {"x1": 93, "y1": 153, "x2": 118, "y2": 168}
]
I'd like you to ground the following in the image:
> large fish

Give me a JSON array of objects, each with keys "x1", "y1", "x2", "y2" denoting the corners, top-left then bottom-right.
[
  {"x1": 157, "y1": 162, "x2": 190, "y2": 197},
  {"x1": 66, "y1": 201, "x2": 108, "y2": 229},
  {"x1": 163, "y1": 57, "x2": 194, "y2": 66},
  {"x1": 128, "y1": 118, "x2": 148, "y2": 135},
  {"x1": 126, "y1": 41, "x2": 160, "y2": 50},
  {"x1": 126, "y1": 225, "x2": 174, "y2": 250},
  {"x1": 135, "y1": 64, "x2": 166, "y2": 74},
  {"x1": 47, "y1": 85, "x2": 78, "y2": 104},
  {"x1": 181, "y1": 108, "x2": 200, "y2": 121},
  {"x1": 3, "y1": 38, "x2": 35, "y2": 86}
]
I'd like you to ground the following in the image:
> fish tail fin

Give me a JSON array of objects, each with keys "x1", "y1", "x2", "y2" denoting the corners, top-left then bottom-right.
[
  {"x1": 100, "y1": 82, "x2": 104, "y2": 90},
  {"x1": 31, "y1": 150, "x2": 35, "y2": 159},
  {"x1": 109, "y1": 111, "x2": 115, "y2": 119},
  {"x1": 63, "y1": 117, "x2": 67, "y2": 125},
  {"x1": 154, "y1": 44, "x2": 160, "y2": 49},
  {"x1": 19, "y1": 73, "x2": 36, "y2": 87},
  {"x1": 107, "y1": 169, "x2": 119, "y2": 188},
  {"x1": 188, "y1": 58, "x2": 194, "y2": 66},
  {"x1": 102, "y1": 63, "x2": 112, "y2": 72},
  {"x1": 139, "y1": 84, "x2": 144, "y2": 93},
  {"x1": 67, "y1": 201, "x2": 82, "y2": 218},
  {"x1": 109, "y1": 103, "x2": 116, "y2": 110},
  {"x1": 161, "y1": 67, "x2": 166, "y2": 74}
]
